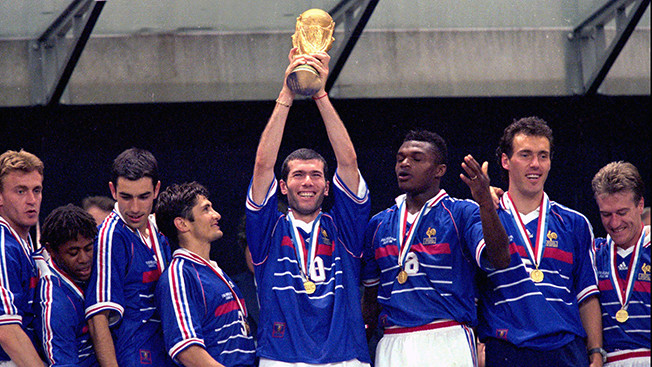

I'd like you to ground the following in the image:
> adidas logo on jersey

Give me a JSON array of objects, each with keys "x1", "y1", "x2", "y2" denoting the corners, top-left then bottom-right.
[{"x1": 618, "y1": 262, "x2": 628, "y2": 271}]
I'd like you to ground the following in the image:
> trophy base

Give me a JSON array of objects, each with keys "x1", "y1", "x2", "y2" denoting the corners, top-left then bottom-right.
[{"x1": 286, "y1": 65, "x2": 322, "y2": 96}]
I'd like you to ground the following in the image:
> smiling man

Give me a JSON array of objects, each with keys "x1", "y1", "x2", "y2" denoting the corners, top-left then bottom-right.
[
  {"x1": 246, "y1": 49, "x2": 371, "y2": 366},
  {"x1": 33, "y1": 204, "x2": 98, "y2": 366},
  {"x1": 592, "y1": 162, "x2": 650, "y2": 366},
  {"x1": 476, "y1": 117, "x2": 603, "y2": 367},
  {"x1": 0, "y1": 149, "x2": 44, "y2": 367},
  {"x1": 85, "y1": 148, "x2": 173, "y2": 367},
  {"x1": 155, "y1": 182, "x2": 255, "y2": 367}
]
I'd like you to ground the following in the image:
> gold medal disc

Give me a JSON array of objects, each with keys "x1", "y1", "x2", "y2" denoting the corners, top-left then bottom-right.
[
  {"x1": 615, "y1": 309, "x2": 629, "y2": 323},
  {"x1": 244, "y1": 321, "x2": 251, "y2": 335},
  {"x1": 304, "y1": 280, "x2": 316, "y2": 294},
  {"x1": 397, "y1": 270, "x2": 408, "y2": 284},
  {"x1": 530, "y1": 269, "x2": 544, "y2": 283}
]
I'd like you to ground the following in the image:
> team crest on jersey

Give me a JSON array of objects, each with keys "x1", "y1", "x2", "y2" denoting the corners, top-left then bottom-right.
[
  {"x1": 139, "y1": 349, "x2": 152, "y2": 364},
  {"x1": 272, "y1": 322, "x2": 286, "y2": 338},
  {"x1": 496, "y1": 329, "x2": 508, "y2": 339},
  {"x1": 222, "y1": 291, "x2": 234, "y2": 301},
  {"x1": 639, "y1": 263, "x2": 651, "y2": 281},
  {"x1": 545, "y1": 230, "x2": 559, "y2": 248},
  {"x1": 423, "y1": 227, "x2": 437, "y2": 245},
  {"x1": 320, "y1": 228, "x2": 330, "y2": 244}
]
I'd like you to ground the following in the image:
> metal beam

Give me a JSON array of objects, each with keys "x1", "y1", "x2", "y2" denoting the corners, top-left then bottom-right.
[
  {"x1": 28, "y1": 0, "x2": 105, "y2": 105},
  {"x1": 568, "y1": 0, "x2": 649, "y2": 95},
  {"x1": 326, "y1": 0, "x2": 380, "y2": 94}
]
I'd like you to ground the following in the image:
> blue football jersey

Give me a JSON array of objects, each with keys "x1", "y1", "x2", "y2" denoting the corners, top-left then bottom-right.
[
  {"x1": 245, "y1": 172, "x2": 371, "y2": 364},
  {"x1": 362, "y1": 190, "x2": 485, "y2": 328},
  {"x1": 476, "y1": 192, "x2": 599, "y2": 350},
  {"x1": 0, "y1": 216, "x2": 38, "y2": 362},
  {"x1": 85, "y1": 209, "x2": 173, "y2": 367},
  {"x1": 156, "y1": 248, "x2": 256, "y2": 366}
]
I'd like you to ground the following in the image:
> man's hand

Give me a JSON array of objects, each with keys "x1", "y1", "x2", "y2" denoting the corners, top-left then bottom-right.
[{"x1": 460, "y1": 155, "x2": 493, "y2": 208}]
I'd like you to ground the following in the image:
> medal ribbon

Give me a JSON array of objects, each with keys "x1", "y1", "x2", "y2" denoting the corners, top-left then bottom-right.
[
  {"x1": 503, "y1": 192, "x2": 550, "y2": 271},
  {"x1": 396, "y1": 190, "x2": 446, "y2": 268},
  {"x1": 136, "y1": 220, "x2": 166, "y2": 273},
  {"x1": 180, "y1": 249, "x2": 247, "y2": 318},
  {"x1": 607, "y1": 227, "x2": 647, "y2": 311},
  {"x1": 0, "y1": 216, "x2": 33, "y2": 261},
  {"x1": 287, "y1": 210, "x2": 322, "y2": 281}
]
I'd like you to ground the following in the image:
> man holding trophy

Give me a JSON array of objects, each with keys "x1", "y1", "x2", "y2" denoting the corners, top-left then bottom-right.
[{"x1": 245, "y1": 9, "x2": 372, "y2": 367}]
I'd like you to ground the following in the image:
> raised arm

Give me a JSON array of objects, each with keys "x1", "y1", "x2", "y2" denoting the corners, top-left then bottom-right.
[
  {"x1": 460, "y1": 155, "x2": 511, "y2": 269},
  {"x1": 250, "y1": 50, "x2": 303, "y2": 205},
  {"x1": 308, "y1": 52, "x2": 360, "y2": 191}
]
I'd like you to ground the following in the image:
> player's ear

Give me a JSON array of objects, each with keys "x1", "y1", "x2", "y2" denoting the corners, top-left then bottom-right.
[
  {"x1": 434, "y1": 164, "x2": 447, "y2": 179},
  {"x1": 279, "y1": 180, "x2": 289, "y2": 195},
  {"x1": 500, "y1": 153, "x2": 510, "y2": 171},
  {"x1": 324, "y1": 180, "x2": 330, "y2": 196},
  {"x1": 109, "y1": 181, "x2": 117, "y2": 201},
  {"x1": 174, "y1": 217, "x2": 189, "y2": 233}
]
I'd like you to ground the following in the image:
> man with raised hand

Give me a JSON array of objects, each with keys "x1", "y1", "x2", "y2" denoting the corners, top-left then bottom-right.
[{"x1": 246, "y1": 49, "x2": 371, "y2": 366}]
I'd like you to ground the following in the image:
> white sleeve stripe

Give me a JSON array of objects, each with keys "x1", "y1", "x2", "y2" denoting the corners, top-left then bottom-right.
[
  {"x1": 577, "y1": 285, "x2": 599, "y2": 303},
  {"x1": 95, "y1": 217, "x2": 118, "y2": 304},
  {"x1": 246, "y1": 179, "x2": 277, "y2": 211},
  {"x1": 0, "y1": 230, "x2": 18, "y2": 315},
  {"x1": 84, "y1": 302, "x2": 124, "y2": 322},
  {"x1": 169, "y1": 338, "x2": 205, "y2": 360},
  {"x1": 169, "y1": 260, "x2": 197, "y2": 341},
  {"x1": 40, "y1": 276, "x2": 55, "y2": 363},
  {"x1": 333, "y1": 171, "x2": 369, "y2": 204}
]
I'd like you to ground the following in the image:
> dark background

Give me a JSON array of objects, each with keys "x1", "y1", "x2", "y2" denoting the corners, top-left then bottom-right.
[{"x1": 1, "y1": 95, "x2": 649, "y2": 276}]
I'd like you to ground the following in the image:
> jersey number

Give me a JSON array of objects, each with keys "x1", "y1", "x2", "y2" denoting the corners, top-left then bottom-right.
[
  {"x1": 405, "y1": 252, "x2": 419, "y2": 274},
  {"x1": 309, "y1": 257, "x2": 326, "y2": 282}
]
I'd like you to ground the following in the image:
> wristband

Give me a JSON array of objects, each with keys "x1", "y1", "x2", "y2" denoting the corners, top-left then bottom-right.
[
  {"x1": 587, "y1": 347, "x2": 607, "y2": 363},
  {"x1": 312, "y1": 92, "x2": 328, "y2": 100},
  {"x1": 275, "y1": 99, "x2": 291, "y2": 108}
]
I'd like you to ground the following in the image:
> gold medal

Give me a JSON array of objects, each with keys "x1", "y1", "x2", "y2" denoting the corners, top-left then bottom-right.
[
  {"x1": 397, "y1": 270, "x2": 408, "y2": 284},
  {"x1": 304, "y1": 280, "x2": 316, "y2": 294},
  {"x1": 530, "y1": 269, "x2": 544, "y2": 283},
  {"x1": 244, "y1": 320, "x2": 251, "y2": 335},
  {"x1": 615, "y1": 309, "x2": 629, "y2": 323}
]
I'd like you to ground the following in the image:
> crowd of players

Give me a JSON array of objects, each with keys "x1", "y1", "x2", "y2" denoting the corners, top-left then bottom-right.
[{"x1": 0, "y1": 50, "x2": 649, "y2": 367}]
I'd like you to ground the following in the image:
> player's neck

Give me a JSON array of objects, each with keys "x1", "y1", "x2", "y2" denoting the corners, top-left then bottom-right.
[
  {"x1": 0, "y1": 214, "x2": 31, "y2": 242},
  {"x1": 508, "y1": 189, "x2": 543, "y2": 215},
  {"x1": 290, "y1": 209, "x2": 321, "y2": 224},
  {"x1": 182, "y1": 240, "x2": 211, "y2": 261},
  {"x1": 406, "y1": 187, "x2": 441, "y2": 214}
]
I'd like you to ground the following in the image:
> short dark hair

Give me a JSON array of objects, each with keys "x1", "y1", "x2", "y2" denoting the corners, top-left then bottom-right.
[
  {"x1": 40, "y1": 204, "x2": 98, "y2": 252},
  {"x1": 280, "y1": 148, "x2": 329, "y2": 181},
  {"x1": 155, "y1": 182, "x2": 209, "y2": 250},
  {"x1": 496, "y1": 116, "x2": 554, "y2": 183},
  {"x1": 111, "y1": 148, "x2": 159, "y2": 187},
  {"x1": 81, "y1": 196, "x2": 115, "y2": 212},
  {"x1": 592, "y1": 161, "x2": 645, "y2": 204},
  {"x1": 403, "y1": 129, "x2": 448, "y2": 165}
]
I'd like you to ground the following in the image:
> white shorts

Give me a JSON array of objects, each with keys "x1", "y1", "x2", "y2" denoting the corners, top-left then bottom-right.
[
  {"x1": 259, "y1": 358, "x2": 370, "y2": 367},
  {"x1": 375, "y1": 320, "x2": 477, "y2": 367},
  {"x1": 0, "y1": 362, "x2": 16, "y2": 367},
  {"x1": 605, "y1": 349, "x2": 651, "y2": 367}
]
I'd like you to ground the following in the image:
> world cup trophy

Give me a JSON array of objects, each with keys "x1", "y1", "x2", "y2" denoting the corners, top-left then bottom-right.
[{"x1": 286, "y1": 9, "x2": 335, "y2": 96}]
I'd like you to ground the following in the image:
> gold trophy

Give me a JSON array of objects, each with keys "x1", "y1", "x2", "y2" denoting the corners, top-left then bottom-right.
[{"x1": 286, "y1": 9, "x2": 335, "y2": 96}]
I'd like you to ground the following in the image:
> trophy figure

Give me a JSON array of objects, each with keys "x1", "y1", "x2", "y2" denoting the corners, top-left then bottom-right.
[{"x1": 286, "y1": 9, "x2": 335, "y2": 96}]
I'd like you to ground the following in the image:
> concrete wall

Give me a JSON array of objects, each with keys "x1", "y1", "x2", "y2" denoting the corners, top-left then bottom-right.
[{"x1": 1, "y1": 27, "x2": 649, "y2": 106}]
